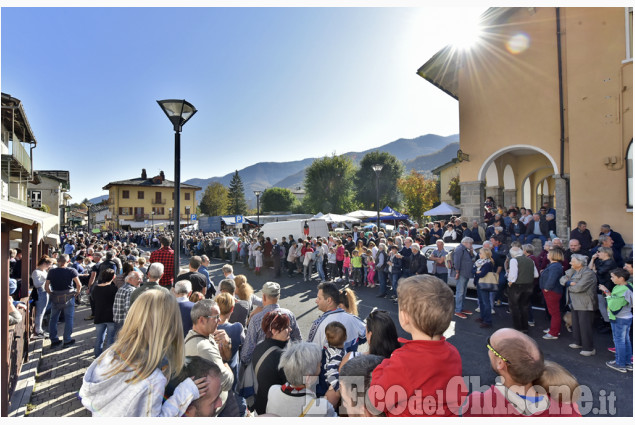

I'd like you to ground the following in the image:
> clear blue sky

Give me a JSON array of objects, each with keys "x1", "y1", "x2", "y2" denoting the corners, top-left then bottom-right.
[{"x1": 1, "y1": 6, "x2": 483, "y2": 201}]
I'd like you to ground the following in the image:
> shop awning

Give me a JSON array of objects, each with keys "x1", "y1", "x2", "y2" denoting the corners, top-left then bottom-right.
[{"x1": 1, "y1": 200, "x2": 59, "y2": 245}]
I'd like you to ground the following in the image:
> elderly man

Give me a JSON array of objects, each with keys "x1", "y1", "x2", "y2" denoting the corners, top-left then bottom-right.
[
  {"x1": 112, "y1": 270, "x2": 142, "y2": 332},
  {"x1": 595, "y1": 226, "x2": 625, "y2": 267},
  {"x1": 240, "y1": 282, "x2": 302, "y2": 364},
  {"x1": 409, "y1": 243, "x2": 427, "y2": 276},
  {"x1": 524, "y1": 214, "x2": 549, "y2": 246},
  {"x1": 570, "y1": 221, "x2": 592, "y2": 251},
  {"x1": 129, "y1": 262, "x2": 170, "y2": 305},
  {"x1": 453, "y1": 237, "x2": 476, "y2": 319},
  {"x1": 186, "y1": 299, "x2": 237, "y2": 416},
  {"x1": 564, "y1": 239, "x2": 589, "y2": 270},
  {"x1": 507, "y1": 247, "x2": 539, "y2": 333},
  {"x1": 461, "y1": 328, "x2": 580, "y2": 417},
  {"x1": 175, "y1": 280, "x2": 194, "y2": 336},
  {"x1": 45, "y1": 254, "x2": 82, "y2": 347}
]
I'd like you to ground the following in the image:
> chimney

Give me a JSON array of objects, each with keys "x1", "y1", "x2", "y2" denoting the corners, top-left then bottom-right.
[
  {"x1": 159, "y1": 171, "x2": 165, "y2": 181},
  {"x1": 141, "y1": 168, "x2": 147, "y2": 179}
]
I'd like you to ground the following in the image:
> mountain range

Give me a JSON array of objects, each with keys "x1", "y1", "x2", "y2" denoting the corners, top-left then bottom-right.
[{"x1": 89, "y1": 134, "x2": 460, "y2": 207}]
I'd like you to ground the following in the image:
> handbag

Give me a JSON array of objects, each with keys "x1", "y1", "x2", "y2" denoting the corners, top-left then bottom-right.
[
  {"x1": 478, "y1": 272, "x2": 499, "y2": 292},
  {"x1": 238, "y1": 346, "x2": 277, "y2": 409}
]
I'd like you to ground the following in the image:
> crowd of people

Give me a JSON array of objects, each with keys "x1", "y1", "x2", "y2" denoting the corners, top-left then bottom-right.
[{"x1": 9, "y1": 198, "x2": 631, "y2": 417}]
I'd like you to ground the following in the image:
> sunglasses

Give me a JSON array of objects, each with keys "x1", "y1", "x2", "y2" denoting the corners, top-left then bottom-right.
[{"x1": 486, "y1": 337, "x2": 511, "y2": 364}]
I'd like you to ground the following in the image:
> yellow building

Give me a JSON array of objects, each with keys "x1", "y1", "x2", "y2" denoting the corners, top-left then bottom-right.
[
  {"x1": 103, "y1": 168, "x2": 201, "y2": 230},
  {"x1": 432, "y1": 158, "x2": 460, "y2": 205},
  {"x1": 418, "y1": 7, "x2": 633, "y2": 244}
]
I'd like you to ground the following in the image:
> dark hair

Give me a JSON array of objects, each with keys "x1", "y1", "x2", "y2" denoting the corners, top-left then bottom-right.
[
  {"x1": 261, "y1": 310, "x2": 291, "y2": 338},
  {"x1": 166, "y1": 356, "x2": 222, "y2": 401},
  {"x1": 325, "y1": 321, "x2": 347, "y2": 347},
  {"x1": 99, "y1": 268, "x2": 116, "y2": 283},
  {"x1": 189, "y1": 256, "x2": 202, "y2": 269},
  {"x1": 160, "y1": 236, "x2": 172, "y2": 247},
  {"x1": 318, "y1": 282, "x2": 341, "y2": 305},
  {"x1": 122, "y1": 261, "x2": 135, "y2": 276},
  {"x1": 37, "y1": 256, "x2": 51, "y2": 267},
  {"x1": 219, "y1": 278, "x2": 236, "y2": 294},
  {"x1": 610, "y1": 268, "x2": 630, "y2": 281},
  {"x1": 366, "y1": 310, "x2": 401, "y2": 358}
]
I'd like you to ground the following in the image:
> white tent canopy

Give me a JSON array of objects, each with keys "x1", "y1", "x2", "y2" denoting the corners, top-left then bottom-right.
[
  {"x1": 345, "y1": 210, "x2": 391, "y2": 220},
  {"x1": 314, "y1": 213, "x2": 361, "y2": 224},
  {"x1": 424, "y1": 202, "x2": 462, "y2": 216}
]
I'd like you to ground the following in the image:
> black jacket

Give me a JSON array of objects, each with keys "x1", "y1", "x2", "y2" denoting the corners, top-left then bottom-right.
[
  {"x1": 410, "y1": 252, "x2": 428, "y2": 275},
  {"x1": 524, "y1": 219, "x2": 549, "y2": 237}
]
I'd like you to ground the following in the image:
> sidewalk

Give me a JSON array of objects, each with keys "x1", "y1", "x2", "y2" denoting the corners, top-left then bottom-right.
[{"x1": 25, "y1": 302, "x2": 94, "y2": 417}]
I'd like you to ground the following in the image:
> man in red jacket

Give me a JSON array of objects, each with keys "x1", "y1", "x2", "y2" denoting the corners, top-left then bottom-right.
[
  {"x1": 149, "y1": 236, "x2": 175, "y2": 288},
  {"x1": 461, "y1": 328, "x2": 580, "y2": 417}
]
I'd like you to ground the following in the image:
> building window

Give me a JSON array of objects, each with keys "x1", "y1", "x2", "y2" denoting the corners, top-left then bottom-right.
[
  {"x1": 626, "y1": 7, "x2": 633, "y2": 61},
  {"x1": 185, "y1": 192, "x2": 190, "y2": 201},
  {"x1": 152, "y1": 207, "x2": 165, "y2": 215},
  {"x1": 627, "y1": 140, "x2": 633, "y2": 209},
  {"x1": 118, "y1": 207, "x2": 130, "y2": 215},
  {"x1": 138, "y1": 190, "x2": 144, "y2": 199},
  {"x1": 122, "y1": 190, "x2": 129, "y2": 199}
]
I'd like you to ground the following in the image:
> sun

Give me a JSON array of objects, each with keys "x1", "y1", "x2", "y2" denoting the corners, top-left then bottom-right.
[{"x1": 447, "y1": 11, "x2": 485, "y2": 50}]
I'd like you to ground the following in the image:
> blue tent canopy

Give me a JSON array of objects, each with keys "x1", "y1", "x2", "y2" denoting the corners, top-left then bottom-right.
[{"x1": 379, "y1": 206, "x2": 408, "y2": 221}]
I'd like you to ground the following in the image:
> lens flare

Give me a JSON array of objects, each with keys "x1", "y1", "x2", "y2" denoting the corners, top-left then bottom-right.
[{"x1": 505, "y1": 33, "x2": 530, "y2": 54}]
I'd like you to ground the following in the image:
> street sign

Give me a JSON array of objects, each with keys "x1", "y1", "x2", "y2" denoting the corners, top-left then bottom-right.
[
  {"x1": 144, "y1": 219, "x2": 149, "y2": 225},
  {"x1": 235, "y1": 215, "x2": 243, "y2": 224},
  {"x1": 191, "y1": 214, "x2": 197, "y2": 221}
]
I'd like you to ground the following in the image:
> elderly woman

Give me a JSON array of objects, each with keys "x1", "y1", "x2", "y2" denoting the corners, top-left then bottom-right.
[
  {"x1": 266, "y1": 342, "x2": 337, "y2": 417},
  {"x1": 589, "y1": 247, "x2": 618, "y2": 329},
  {"x1": 473, "y1": 247, "x2": 495, "y2": 328},
  {"x1": 560, "y1": 254, "x2": 598, "y2": 356},
  {"x1": 429, "y1": 240, "x2": 448, "y2": 282},
  {"x1": 375, "y1": 243, "x2": 389, "y2": 298},
  {"x1": 540, "y1": 248, "x2": 565, "y2": 340}
]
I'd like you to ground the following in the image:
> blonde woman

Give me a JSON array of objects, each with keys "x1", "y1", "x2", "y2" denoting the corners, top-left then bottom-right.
[
  {"x1": 234, "y1": 274, "x2": 263, "y2": 321},
  {"x1": 79, "y1": 290, "x2": 208, "y2": 416}
]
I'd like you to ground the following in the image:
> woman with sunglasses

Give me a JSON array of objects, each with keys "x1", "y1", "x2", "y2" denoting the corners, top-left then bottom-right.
[{"x1": 251, "y1": 310, "x2": 292, "y2": 415}]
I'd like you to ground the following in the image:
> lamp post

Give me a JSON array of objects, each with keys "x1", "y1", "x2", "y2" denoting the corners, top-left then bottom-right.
[
  {"x1": 151, "y1": 210, "x2": 155, "y2": 231},
  {"x1": 254, "y1": 190, "x2": 262, "y2": 229},
  {"x1": 372, "y1": 164, "x2": 383, "y2": 230},
  {"x1": 169, "y1": 208, "x2": 173, "y2": 230},
  {"x1": 86, "y1": 202, "x2": 92, "y2": 233},
  {"x1": 158, "y1": 99, "x2": 197, "y2": 284}
]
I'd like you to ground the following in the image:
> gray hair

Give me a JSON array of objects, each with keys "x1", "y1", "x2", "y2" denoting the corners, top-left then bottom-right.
[
  {"x1": 461, "y1": 237, "x2": 474, "y2": 245},
  {"x1": 543, "y1": 241, "x2": 553, "y2": 250},
  {"x1": 509, "y1": 247, "x2": 524, "y2": 258},
  {"x1": 219, "y1": 278, "x2": 236, "y2": 294},
  {"x1": 482, "y1": 241, "x2": 492, "y2": 249},
  {"x1": 522, "y1": 244, "x2": 534, "y2": 255},
  {"x1": 411, "y1": 243, "x2": 420, "y2": 252},
  {"x1": 378, "y1": 243, "x2": 387, "y2": 252},
  {"x1": 279, "y1": 342, "x2": 322, "y2": 387},
  {"x1": 174, "y1": 280, "x2": 192, "y2": 295},
  {"x1": 222, "y1": 264, "x2": 233, "y2": 274},
  {"x1": 125, "y1": 270, "x2": 143, "y2": 283},
  {"x1": 495, "y1": 226, "x2": 503, "y2": 232},
  {"x1": 147, "y1": 262, "x2": 165, "y2": 280},
  {"x1": 571, "y1": 254, "x2": 588, "y2": 267},
  {"x1": 200, "y1": 255, "x2": 209, "y2": 263},
  {"x1": 598, "y1": 234, "x2": 612, "y2": 245},
  {"x1": 190, "y1": 299, "x2": 217, "y2": 324}
]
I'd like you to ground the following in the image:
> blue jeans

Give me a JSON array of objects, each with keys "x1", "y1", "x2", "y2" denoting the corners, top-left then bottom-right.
[
  {"x1": 95, "y1": 322, "x2": 116, "y2": 358},
  {"x1": 511, "y1": 234, "x2": 525, "y2": 244},
  {"x1": 525, "y1": 234, "x2": 547, "y2": 246},
  {"x1": 378, "y1": 270, "x2": 388, "y2": 295},
  {"x1": 477, "y1": 287, "x2": 493, "y2": 325},
  {"x1": 49, "y1": 296, "x2": 75, "y2": 343},
  {"x1": 391, "y1": 273, "x2": 401, "y2": 297},
  {"x1": 317, "y1": 260, "x2": 325, "y2": 281},
  {"x1": 610, "y1": 317, "x2": 633, "y2": 367},
  {"x1": 34, "y1": 287, "x2": 49, "y2": 334},
  {"x1": 455, "y1": 275, "x2": 470, "y2": 313}
]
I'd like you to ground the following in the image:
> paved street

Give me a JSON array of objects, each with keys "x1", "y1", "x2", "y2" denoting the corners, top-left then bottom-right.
[{"x1": 24, "y1": 255, "x2": 632, "y2": 417}]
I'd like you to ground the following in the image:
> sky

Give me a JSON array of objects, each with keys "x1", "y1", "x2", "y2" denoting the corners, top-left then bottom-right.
[{"x1": 1, "y1": 4, "x2": 487, "y2": 201}]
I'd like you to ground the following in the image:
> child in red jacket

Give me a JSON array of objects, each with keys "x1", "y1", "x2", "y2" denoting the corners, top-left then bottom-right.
[{"x1": 367, "y1": 275, "x2": 464, "y2": 416}]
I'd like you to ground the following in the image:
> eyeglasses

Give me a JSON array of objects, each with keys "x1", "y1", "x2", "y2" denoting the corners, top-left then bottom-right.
[
  {"x1": 486, "y1": 337, "x2": 511, "y2": 364},
  {"x1": 205, "y1": 314, "x2": 220, "y2": 321}
]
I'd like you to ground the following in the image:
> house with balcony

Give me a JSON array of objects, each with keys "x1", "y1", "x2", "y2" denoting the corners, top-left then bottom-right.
[
  {"x1": 102, "y1": 168, "x2": 201, "y2": 230},
  {"x1": 27, "y1": 170, "x2": 71, "y2": 233}
]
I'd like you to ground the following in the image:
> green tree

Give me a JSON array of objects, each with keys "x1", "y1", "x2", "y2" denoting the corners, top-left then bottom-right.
[
  {"x1": 447, "y1": 176, "x2": 461, "y2": 205},
  {"x1": 227, "y1": 170, "x2": 248, "y2": 215},
  {"x1": 302, "y1": 155, "x2": 355, "y2": 214},
  {"x1": 354, "y1": 151, "x2": 404, "y2": 210},
  {"x1": 397, "y1": 170, "x2": 439, "y2": 222},
  {"x1": 200, "y1": 182, "x2": 228, "y2": 216},
  {"x1": 260, "y1": 187, "x2": 297, "y2": 213}
]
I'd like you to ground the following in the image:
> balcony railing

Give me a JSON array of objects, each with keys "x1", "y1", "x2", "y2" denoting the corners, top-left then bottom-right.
[
  {"x1": 1, "y1": 132, "x2": 32, "y2": 176},
  {"x1": 134, "y1": 213, "x2": 149, "y2": 221},
  {"x1": 152, "y1": 199, "x2": 167, "y2": 205}
]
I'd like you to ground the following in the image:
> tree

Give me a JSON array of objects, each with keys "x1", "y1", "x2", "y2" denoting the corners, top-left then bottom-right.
[
  {"x1": 260, "y1": 187, "x2": 297, "y2": 213},
  {"x1": 397, "y1": 170, "x2": 439, "y2": 223},
  {"x1": 200, "y1": 182, "x2": 228, "y2": 216},
  {"x1": 227, "y1": 170, "x2": 248, "y2": 215},
  {"x1": 448, "y1": 176, "x2": 461, "y2": 205},
  {"x1": 354, "y1": 151, "x2": 404, "y2": 210},
  {"x1": 302, "y1": 155, "x2": 356, "y2": 214}
]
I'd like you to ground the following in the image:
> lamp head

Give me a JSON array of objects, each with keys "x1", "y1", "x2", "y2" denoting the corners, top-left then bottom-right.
[{"x1": 157, "y1": 99, "x2": 197, "y2": 132}]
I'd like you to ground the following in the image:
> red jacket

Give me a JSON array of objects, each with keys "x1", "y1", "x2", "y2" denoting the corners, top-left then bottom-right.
[
  {"x1": 462, "y1": 384, "x2": 581, "y2": 417},
  {"x1": 368, "y1": 337, "x2": 464, "y2": 417}
]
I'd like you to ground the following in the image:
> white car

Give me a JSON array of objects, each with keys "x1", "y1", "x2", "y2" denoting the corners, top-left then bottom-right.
[{"x1": 420, "y1": 243, "x2": 483, "y2": 289}]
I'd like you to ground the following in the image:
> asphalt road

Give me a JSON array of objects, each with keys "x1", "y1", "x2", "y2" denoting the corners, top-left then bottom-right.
[{"x1": 196, "y1": 255, "x2": 632, "y2": 417}]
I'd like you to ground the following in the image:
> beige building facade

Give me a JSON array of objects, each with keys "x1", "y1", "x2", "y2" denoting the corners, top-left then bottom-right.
[{"x1": 419, "y1": 7, "x2": 633, "y2": 244}]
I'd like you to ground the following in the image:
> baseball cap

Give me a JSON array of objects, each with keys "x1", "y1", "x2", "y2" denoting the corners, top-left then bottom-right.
[{"x1": 262, "y1": 282, "x2": 280, "y2": 297}]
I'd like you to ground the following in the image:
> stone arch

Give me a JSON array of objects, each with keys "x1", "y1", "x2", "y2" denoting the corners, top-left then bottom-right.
[
  {"x1": 484, "y1": 162, "x2": 499, "y2": 186},
  {"x1": 478, "y1": 145, "x2": 559, "y2": 181},
  {"x1": 503, "y1": 165, "x2": 515, "y2": 189}
]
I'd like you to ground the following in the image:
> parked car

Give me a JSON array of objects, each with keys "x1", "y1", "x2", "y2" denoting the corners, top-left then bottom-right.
[{"x1": 420, "y1": 243, "x2": 483, "y2": 289}]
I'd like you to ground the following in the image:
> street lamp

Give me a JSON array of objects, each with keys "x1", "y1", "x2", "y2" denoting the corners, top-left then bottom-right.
[
  {"x1": 372, "y1": 164, "x2": 383, "y2": 230},
  {"x1": 254, "y1": 190, "x2": 262, "y2": 228},
  {"x1": 86, "y1": 202, "x2": 93, "y2": 233},
  {"x1": 169, "y1": 208, "x2": 173, "y2": 230},
  {"x1": 151, "y1": 210, "x2": 155, "y2": 231},
  {"x1": 157, "y1": 99, "x2": 197, "y2": 284}
]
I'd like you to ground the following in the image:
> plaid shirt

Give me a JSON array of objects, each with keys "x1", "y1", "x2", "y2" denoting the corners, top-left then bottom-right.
[
  {"x1": 149, "y1": 246, "x2": 175, "y2": 287},
  {"x1": 113, "y1": 283, "x2": 135, "y2": 324}
]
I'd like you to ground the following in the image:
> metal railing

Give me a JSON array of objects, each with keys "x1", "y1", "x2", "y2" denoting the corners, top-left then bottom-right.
[{"x1": 152, "y1": 199, "x2": 167, "y2": 205}]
